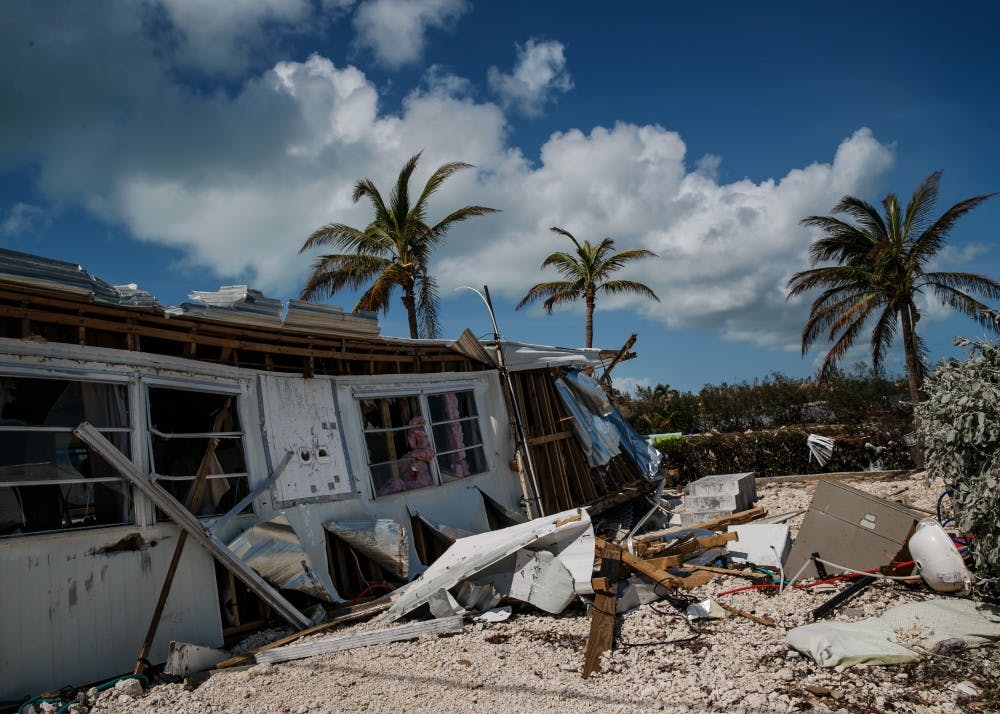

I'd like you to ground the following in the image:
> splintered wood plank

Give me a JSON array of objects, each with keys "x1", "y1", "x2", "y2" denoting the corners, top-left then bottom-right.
[
  {"x1": 582, "y1": 541, "x2": 622, "y2": 679},
  {"x1": 636, "y1": 507, "x2": 767, "y2": 542}
]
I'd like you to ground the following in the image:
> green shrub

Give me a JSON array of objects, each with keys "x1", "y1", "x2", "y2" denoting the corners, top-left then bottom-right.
[
  {"x1": 657, "y1": 426, "x2": 912, "y2": 484},
  {"x1": 918, "y1": 338, "x2": 1000, "y2": 577}
]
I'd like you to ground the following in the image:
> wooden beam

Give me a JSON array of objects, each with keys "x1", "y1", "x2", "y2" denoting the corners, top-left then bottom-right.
[
  {"x1": 214, "y1": 597, "x2": 391, "y2": 669},
  {"x1": 599, "y1": 333, "x2": 637, "y2": 384},
  {"x1": 636, "y1": 507, "x2": 766, "y2": 542},
  {"x1": 73, "y1": 422, "x2": 311, "y2": 630},
  {"x1": 525, "y1": 430, "x2": 573, "y2": 447},
  {"x1": 582, "y1": 541, "x2": 623, "y2": 678}
]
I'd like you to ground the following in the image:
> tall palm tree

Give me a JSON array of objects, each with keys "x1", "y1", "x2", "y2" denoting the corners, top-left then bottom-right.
[
  {"x1": 299, "y1": 152, "x2": 498, "y2": 339},
  {"x1": 787, "y1": 171, "x2": 999, "y2": 464},
  {"x1": 516, "y1": 227, "x2": 659, "y2": 347}
]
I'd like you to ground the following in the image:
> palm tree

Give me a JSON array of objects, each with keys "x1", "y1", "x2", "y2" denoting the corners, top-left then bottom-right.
[
  {"x1": 787, "y1": 171, "x2": 999, "y2": 464},
  {"x1": 299, "y1": 152, "x2": 498, "y2": 339},
  {"x1": 516, "y1": 227, "x2": 659, "y2": 347}
]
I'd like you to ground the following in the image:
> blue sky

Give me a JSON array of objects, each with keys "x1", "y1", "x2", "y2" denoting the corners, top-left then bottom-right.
[{"x1": 2, "y1": 1, "x2": 998, "y2": 392}]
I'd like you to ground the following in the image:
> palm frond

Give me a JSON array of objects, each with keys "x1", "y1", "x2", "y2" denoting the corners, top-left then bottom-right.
[
  {"x1": 427, "y1": 205, "x2": 500, "y2": 246},
  {"x1": 910, "y1": 192, "x2": 998, "y2": 264},
  {"x1": 389, "y1": 152, "x2": 422, "y2": 232},
  {"x1": 355, "y1": 262, "x2": 409, "y2": 315},
  {"x1": 901, "y1": 171, "x2": 941, "y2": 240},
  {"x1": 921, "y1": 271, "x2": 1000, "y2": 301},
  {"x1": 869, "y1": 304, "x2": 898, "y2": 372},
  {"x1": 411, "y1": 160, "x2": 475, "y2": 223},
  {"x1": 832, "y1": 196, "x2": 888, "y2": 238},
  {"x1": 549, "y1": 226, "x2": 583, "y2": 251},
  {"x1": 929, "y1": 284, "x2": 1000, "y2": 331},
  {"x1": 515, "y1": 281, "x2": 581, "y2": 311},
  {"x1": 299, "y1": 253, "x2": 393, "y2": 302},
  {"x1": 599, "y1": 280, "x2": 660, "y2": 301}
]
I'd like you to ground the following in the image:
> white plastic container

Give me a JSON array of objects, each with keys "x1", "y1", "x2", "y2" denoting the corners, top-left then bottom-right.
[{"x1": 909, "y1": 518, "x2": 972, "y2": 594}]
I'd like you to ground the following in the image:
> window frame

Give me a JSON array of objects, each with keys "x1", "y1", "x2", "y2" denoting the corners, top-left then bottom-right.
[
  {"x1": 356, "y1": 384, "x2": 489, "y2": 498},
  {"x1": 142, "y1": 378, "x2": 252, "y2": 519},
  {"x1": 0, "y1": 372, "x2": 136, "y2": 537}
]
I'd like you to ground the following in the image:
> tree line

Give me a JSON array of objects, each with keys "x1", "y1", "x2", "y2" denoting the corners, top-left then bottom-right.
[{"x1": 616, "y1": 366, "x2": 912, "y2": 436}]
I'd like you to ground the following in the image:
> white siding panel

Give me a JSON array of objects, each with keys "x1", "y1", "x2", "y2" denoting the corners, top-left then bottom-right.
[{"x1": 0, "y1": 525, "x2": 221, "y2": 702}]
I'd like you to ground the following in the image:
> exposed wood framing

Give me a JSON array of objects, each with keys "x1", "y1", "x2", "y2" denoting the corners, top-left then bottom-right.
[
  {"x1": 0, "y1": 285, "x2": 481, "y2": 377},
  {"x1": 73, "y1": 422, "x2": 311, "y2": 630}
]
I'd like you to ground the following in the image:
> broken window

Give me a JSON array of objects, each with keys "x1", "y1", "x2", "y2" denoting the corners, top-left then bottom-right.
[
  {"x1": 359, "y1": 388, "x2": 487, "y2": 498},
  {"x1": 0, "y1": 376, "x2": 133, "y2": 536},
  {"x1": 147, "y1": 386, "x2": 249, "y2": 518},
  {"x1": 427, "y1": 390, "x2": 487, "y2": 482}
]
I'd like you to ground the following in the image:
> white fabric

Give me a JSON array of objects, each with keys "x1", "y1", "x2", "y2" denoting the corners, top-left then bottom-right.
[{"x1": 787, "y1": 598, "x2": 1000, "y2": 668}]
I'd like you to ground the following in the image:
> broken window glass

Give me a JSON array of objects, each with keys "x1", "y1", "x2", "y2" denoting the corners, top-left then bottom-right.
[
  {"x1": 359, "y1": 389, "x2": 487, "y2": 497},
  {"x1": 360, "y1": 395, "x2": 435, "y2": 497},
  {"x1": 147, "y1": 386, "x2": 250, "y2": 518},
  {"x1": 427, "y1": 390, "x2": 487, "y2": 482},
  {"x1": 0, "y1": 376, "x2": 133, "y2": 536}
]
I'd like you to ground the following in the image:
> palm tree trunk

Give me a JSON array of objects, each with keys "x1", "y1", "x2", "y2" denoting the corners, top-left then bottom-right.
[
  {"x1": 585, "y1": 291, "x2": 595, "y2": 348},
  {"x1": 401, "y1": 286, "x2": 420, "y2": 339},
  {"x1": 899, "y1": 303, "x2": 926, "y2": 468}
]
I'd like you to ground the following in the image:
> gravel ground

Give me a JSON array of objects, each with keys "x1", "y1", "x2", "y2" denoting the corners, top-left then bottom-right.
[{"x1": 89, "y1": 472, "x2": 999, "y2": 714}]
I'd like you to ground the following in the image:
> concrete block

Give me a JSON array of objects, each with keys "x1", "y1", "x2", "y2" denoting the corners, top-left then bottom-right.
[
  {"x1": 678, "y1": 509, "x2": 734, "y2": 527},
  {"x1": 726, "y1": 524, "x2": 792, "y2": 568},
  {"x1": 683, "y1": 472, "x2": 756, "y2": 515}
]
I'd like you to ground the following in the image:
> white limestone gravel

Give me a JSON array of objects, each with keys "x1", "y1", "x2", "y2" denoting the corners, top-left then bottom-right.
[{"x1": 91, "y1": 472, "x2": 997, "y2": 713}]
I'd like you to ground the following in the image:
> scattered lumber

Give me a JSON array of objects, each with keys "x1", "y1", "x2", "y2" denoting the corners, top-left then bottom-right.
[
  {"x1": 214, "y1": 597, "x2": 391, "y2": 669},
  {"x1": 636, "y1": 507, "x2": 766, "y2": 542}
]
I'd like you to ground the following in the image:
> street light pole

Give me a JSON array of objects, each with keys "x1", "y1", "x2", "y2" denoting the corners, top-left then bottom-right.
[{"x1": 456, "y1": 285, "x2": 544, "y2": 517}]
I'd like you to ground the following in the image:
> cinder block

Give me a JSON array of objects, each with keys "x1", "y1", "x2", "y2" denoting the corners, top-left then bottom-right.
[
  {"x1": 683, "y1": 472, "x2": 756, "y2": 514},
  {"x1": 678, "y1": 508, "x2": 734, "y2": 527}
]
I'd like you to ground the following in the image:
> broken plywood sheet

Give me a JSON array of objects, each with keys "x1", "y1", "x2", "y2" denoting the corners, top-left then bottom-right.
[{"x1": 380, "y1": 508, "x2": 594, "y2": 622}]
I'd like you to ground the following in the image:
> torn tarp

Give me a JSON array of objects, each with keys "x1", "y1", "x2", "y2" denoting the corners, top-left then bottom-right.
[
  {"x1": 554, "y1": 368, "x2": 662, "y2": 477},
  {"x1": 228, "y1": 515, "x2": 333, "y2": 601},
  {"x1": 379, "y1": 508, "x2": 595, "y2": 622}
]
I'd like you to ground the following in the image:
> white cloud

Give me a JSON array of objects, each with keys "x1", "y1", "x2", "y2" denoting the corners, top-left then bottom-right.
[
  {"x1": 352, "y1": 0, "x2": 468, "y2": 68},
  {"x1": 0, "y1": 3, "x2": 897, "y2": 354},
  {"x1": 612, "y1": 375, "x2": 652, "y2": 396},
  {"x1": 1, "y1": 203, "x2": 52, "y2": 237},
  {"x1": 488, "y1": 39, "x2": 573, "y2": 116},
  {"x1": 156, "y1": 0, "x2": 317, "y2": 75}
]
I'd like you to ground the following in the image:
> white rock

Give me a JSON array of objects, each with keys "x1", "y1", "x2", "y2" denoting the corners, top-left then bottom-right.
[{"x1": 113, "y1": 678, "x2": 143, "y2": 699}]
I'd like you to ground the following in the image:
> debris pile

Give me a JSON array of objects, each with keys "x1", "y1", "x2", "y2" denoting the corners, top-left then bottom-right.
[{"x1": 21, "y1": 471, "x2": 1000, "y2": 713}]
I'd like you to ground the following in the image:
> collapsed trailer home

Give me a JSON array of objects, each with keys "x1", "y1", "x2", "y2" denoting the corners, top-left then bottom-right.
[{"x1": 0, "y1": 249, "x2": 659, "y2": 704}]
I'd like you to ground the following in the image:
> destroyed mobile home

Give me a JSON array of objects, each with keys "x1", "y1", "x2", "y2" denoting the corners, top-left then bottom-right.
[
  {"x1": 0, "y1": 248, "x2": 657, "y2": 707},
  {"x1": 2, "y1": 248, "x2": 998, "y2": 713}
]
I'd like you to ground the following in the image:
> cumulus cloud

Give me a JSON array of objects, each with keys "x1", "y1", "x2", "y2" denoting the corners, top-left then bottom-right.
[
  {"x1": 156, "y1": 0, "x2": 318, "y2": 75},
  {"x1": 488, "y1": 39, "x2": 573, "y2": 116},
  {"x1": 1, "y1": 203, "x2": 52, "y2": 237},
  {"x1": 352, "y1": 0, "x2": 468, "y2": 68},
  {"x1": 0, "y1": 2, "x2": 897, "y2": 353}
]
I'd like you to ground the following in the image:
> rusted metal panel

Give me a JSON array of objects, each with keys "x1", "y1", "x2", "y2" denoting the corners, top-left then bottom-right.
[{"x1": 0, "y1": 525, "x2": 221, "y2": 703}]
